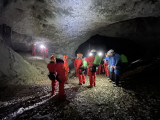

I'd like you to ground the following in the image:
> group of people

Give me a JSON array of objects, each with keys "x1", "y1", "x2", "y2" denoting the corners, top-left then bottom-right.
[
  {"x1": 32, "y1": 44, "x2": 48, "y2": 58},
  {"x1": 47, "y1": 55, "x2": 69, "y2": 100},
  {"x1": 47, "y1": 49, "x2": 128, "y2": 100},
  {"x1": 74, "y1": 49, "x2": 126, "y2": 87},
  {"x1": 74, "y1": 49, "x2": 103, "y2": 88}
]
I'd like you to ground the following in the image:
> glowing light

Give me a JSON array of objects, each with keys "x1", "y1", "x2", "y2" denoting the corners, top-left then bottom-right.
[
  {"x1": 89, "y1": 52, "x2": 93, "y2": 56},
  {"x1": 98, "y1": 52, "x2": 103, "y2": 56},
  {"x1": 40, "y1": 44, "x2": 45, "y2": 49}
]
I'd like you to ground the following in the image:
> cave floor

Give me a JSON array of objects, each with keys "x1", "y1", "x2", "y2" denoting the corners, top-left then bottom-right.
[{"x1": 0, "y1": 74, "x2": 160, "y2": 120}]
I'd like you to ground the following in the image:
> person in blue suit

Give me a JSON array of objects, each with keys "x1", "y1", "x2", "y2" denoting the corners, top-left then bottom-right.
[{"x1": 108, "y1": 49, "x2": 121, "y2": 87}]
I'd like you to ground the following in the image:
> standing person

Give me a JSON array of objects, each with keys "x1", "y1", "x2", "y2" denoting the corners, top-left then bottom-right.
[
  {"x1": 85, "y1": 50, "x2": 102, "y2": 88},
  {"x1": 47, "y1": 56, "x2": 57, "y2": 96},
  {"x1": 108, "y1": 50, "x2": 121, "y2": 87},
  {"x1": 104, "y1": 53, "x2": 110, "y2": 77},
  {"x1": 32, "y1": 44, "x2": 36, "y2": 56},
  {"x1": 45, "y1": 48, "x2": 48, "y2": 58},
  {"x1": 56, "y1": 57, "x2": 67, "y2": 100},
  {"x1": 76, "y1": 53, "x2": 85, "y2": 85},
  {"x1": 102, "y1": 60, "x2": 105, "y2": 74},
  {"x1": 47, "y1": 55, "x2": 67, "y2": 100},
  {"x1": 96, "y1": 64, "x2": 102, "y2": 75},
  {"x1": 82, "y1": 58, "x2": 88, "y2": 75},
  {"x1": 74, "y1": 54, "x2": 78, "y2": 77},
  {"x1": 63, "y1": 55, "x2": 69, "y2": 84},
  {"x1": 85, "y1": 50, "x2": 96, "y2": 88},
  {"x1": 121, "y1": 54, "x2": 128, "y2": 73},
  {"x1": 107, "y1": 52, "x2": 113, "y2": 81}
]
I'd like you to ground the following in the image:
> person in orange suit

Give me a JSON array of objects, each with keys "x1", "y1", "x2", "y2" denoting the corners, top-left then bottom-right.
[
  {"x1": 47, "y1": 55, "x2": 57, "y2": 96},
  {"x1": 45, "y1": 48, "x2": 48, "y2": 58},
  {"x1": 63, "y1": 55, "x2": 69, "y2": 84},
  {"x1": 76, "y1": 53, "x2": 85, "y2": 85},
  {"x1": 85, "y1": 50, "x2": 96, "y2": 88},
  {"x1": 74, "y1": 55, "x2": 78, "y2": 77},
  {"x1": 32, "y1": 44, "x2": 36, "y2": 56},
  {"x1": 47, "y1": 55, "x2": 66, "y2": 100}
]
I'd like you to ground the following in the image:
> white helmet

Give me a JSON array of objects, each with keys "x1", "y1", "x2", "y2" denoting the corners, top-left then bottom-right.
[
  {"x1": 91, "y1": 49, "x2": 97, "y2": 53},
  {"x1": 108, "y1": 49, "x2": 115, "y2": 54}
]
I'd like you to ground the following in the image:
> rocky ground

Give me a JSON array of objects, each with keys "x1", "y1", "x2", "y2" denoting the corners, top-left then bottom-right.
[
  {"x1": 0, "y1": 56, "x2": 160, "y2": 120},
  {"x1": 0, "y1": 74, "x2": 160, "y2": 120}
]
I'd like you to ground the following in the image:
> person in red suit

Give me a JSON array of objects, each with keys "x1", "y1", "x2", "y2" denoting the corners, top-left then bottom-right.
[
  {"x1": 47, "y1": 56, "x2": 57, "y2": 96},
  {"x1": 85, "y1": 50, "x2": 96, "y2": 88},
  {"x1": 45, "y1": 48, "x2": 48, "y2": 58},
  {"x1": 76, "y1": 53, "x2": 85, "y2": 85},
  {"x1": 74, "y1": 55, "x2": 78, "y2": 77},
  {"x1": 63, "y1": 55, "x2": 69, "y2": 84},
  {"x1": 47, "y1": 55, "x2": 66, "y2": 100},
  {"x1": 96, "y1": 64, "x2": 102, "y2": 74},
  {"x1": 56, "y1": 57, "x2": 67, "y2": 99},
  {"x1": 102, "y1": 61, "x2": 105, "y2": 74},
  {"x1": 32, "y1": 44, "x2": 36, "y2": 56}
]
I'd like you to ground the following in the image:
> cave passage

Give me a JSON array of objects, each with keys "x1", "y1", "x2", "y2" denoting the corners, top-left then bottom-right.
[
  {"x1": 0, "y1": 0, "x2": 160, "y2": 120},
  {"x1": 76, "y1": 34, "x2": 146, "y2": 62}
]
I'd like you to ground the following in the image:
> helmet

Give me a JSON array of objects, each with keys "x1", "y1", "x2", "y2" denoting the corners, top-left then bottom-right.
[
  {"x1": 108, "y1": 49, "x2": 115, "y2": 54},
  {"x1": 50, "y1": 55, "x2": 56, "y2": 62},
  {"x1": 63, "y1": 55, "x2": 68, "y2": 59},
  {"x1": 91, "y1": 49, "x2": 97, "y2": 53},
  {"x1": 77, "y1": 53, "x2": 83, "y2": 57}
]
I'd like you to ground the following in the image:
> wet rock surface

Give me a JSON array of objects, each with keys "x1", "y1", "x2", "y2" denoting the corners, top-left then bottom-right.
[
  {"x1": 1, "y1": 1, "x2": 160, "y2": 60},
  {"x1": 0, "y1": 74, "x2": 159, "y2": 120}
]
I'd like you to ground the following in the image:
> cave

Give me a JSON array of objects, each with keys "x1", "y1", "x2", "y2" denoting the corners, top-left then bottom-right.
[{"x1": 0, "y1": 0, "x2": 160, "y2": 120}]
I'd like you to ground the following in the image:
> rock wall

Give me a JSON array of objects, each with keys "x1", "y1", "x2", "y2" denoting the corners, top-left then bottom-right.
[
  {"x1": 0, "y1": 0, "x2": 160, "y2": 61},
  {"x1": 99, "y1": 17, "x2": 160, "y2": 44},
  {"x1": 0, "y1": 43, "x2": 42, "y2": 85}
]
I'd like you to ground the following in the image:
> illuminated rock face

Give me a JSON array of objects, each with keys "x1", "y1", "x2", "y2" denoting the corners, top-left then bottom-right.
[{"x1": 0, "y1": 0, "x2": 160, "y2": 61}]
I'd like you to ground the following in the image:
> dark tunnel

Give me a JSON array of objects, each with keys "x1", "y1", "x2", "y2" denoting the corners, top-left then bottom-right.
[{"x1": 76, "y1": 34, "x2": 146, "y2": 63}]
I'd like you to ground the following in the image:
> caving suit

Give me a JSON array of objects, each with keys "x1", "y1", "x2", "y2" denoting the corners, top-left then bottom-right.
[
  {"x1": 121, "y1": 54, "x2": 128, "y2": 73},
  {"x1": 96, "y1": 64, "x2": 102, "y2": 74},
  {"x1": 47, "y1": 59, "x2": 66, "y2": 99},
  {"x1": 110, "y1": 53, "x2": 121, "y2": 85},
  {"x1": 47, "y1": 61, "x2": 57, "y2": 96},
  {"x1": 77, "y1": 58, "x2": 86, "y2": 85},
  {"x1": 74, "y1": 58, "x2": 78, "y2": 77},
  {"x1": 63, "y1": 59, "x2": 69, "y2": 83},
  {"x1": 104, "y1": 57, "x2": 110, "y2": 77},
  {"x1": 82, "y1": 59, "x2": 88, "y2": 75},
  {"x1": 56, "y1": 58, "x2": 67, "y2": 99},
  {"x1": 85, "y1": 56, "x2": 96, "y2": 87}
]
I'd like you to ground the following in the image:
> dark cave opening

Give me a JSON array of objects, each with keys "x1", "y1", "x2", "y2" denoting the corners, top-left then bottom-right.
[{"x1": 76, "y1": 34, "x2": 146, "y2": 63}]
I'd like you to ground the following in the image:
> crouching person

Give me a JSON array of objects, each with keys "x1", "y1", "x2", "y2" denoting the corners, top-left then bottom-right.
[{"x1": 47, "y1": 55, "x2": 66, "y2": 100}]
